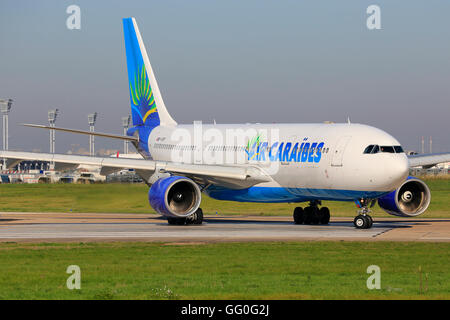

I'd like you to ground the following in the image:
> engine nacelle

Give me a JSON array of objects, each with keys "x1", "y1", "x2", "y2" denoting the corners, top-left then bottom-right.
[
  {"x1": 378, "y1": 177, "x2": 431, "y2": 217},
  {"x1": 148, "y1": 176, "x2": 201, "y2": 218}
]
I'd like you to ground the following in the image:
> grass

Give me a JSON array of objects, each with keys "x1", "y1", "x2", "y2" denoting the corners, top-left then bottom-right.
[
  {"x1": 0, "y1": 241, "x2": 448, "y2": 300},
  {"x1": 0, "y1": 178, "x2": 448, "y2": 217},
  {"x1": 0, "y1": 180, "x2": 448, "y2": 300}
]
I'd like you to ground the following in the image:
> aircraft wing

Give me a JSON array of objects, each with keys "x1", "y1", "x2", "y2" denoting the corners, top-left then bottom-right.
[
  {"x1": 0, "y1": 150, "x2": 271, "y2": 189},
  {"x1": 408, "y1": 152, "x2": 450, "y2": 169}
]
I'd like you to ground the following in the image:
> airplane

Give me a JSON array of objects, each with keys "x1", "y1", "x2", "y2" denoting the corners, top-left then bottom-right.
[{"x1": 1, "y1": 17, "x2": 449, "y2": 229}]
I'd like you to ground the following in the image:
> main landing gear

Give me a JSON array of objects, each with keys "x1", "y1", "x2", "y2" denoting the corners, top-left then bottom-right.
[
  {"x1": 293, "y1": 201, "x2": 330, "y2": 225},
  {"x1": 167, "y1": 208, "x2": 204, "y2": 225},
  {"x1": 353, "y1": 199, "x2": 375, "y2": 229}
]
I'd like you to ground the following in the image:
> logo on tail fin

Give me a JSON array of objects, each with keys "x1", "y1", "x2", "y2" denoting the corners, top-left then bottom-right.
[{"x1": 129, "y1": 65, "x2": 158, "y2": 125}]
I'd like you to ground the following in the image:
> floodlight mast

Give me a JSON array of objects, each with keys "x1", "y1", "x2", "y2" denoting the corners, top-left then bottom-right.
[
  {"x1": 0, "y1": 99, "x2": 13, "y2": 170},
  {"x1": 88, "y1": 112, "x2": 97, "y2": 156},
  {"x1": 48, "y1": 109, "x2": 59, "y2": 170},
  {"x1": 122, "y1": 115, "x2": 131, "y2": 154}
]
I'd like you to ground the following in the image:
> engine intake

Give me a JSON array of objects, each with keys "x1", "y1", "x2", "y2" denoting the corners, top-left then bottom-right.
[
  {"x1": 378, "y1": 177, "x2": 431, "y2": 217},
  {"x1": 148, "y1": 176, "x2": 201, "y2": 218}
]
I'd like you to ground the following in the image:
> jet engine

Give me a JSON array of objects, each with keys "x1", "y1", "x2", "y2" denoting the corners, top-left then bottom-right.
[
  {"x1": 377, "y1": 177, "x2": 431, "y2": 217},
  {"x1": 148, "y1": 176, "x2": 201, "y2": 218}
]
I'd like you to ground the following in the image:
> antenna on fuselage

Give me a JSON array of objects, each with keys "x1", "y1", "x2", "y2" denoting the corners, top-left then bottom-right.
[{"x1": 347, "y1": 117, "x2": 351, "y2": 124}]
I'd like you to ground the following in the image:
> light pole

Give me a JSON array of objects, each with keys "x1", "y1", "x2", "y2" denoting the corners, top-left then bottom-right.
[
  {"x1": 122, "y1": 115, "x2": 131, "y2": 154},
  {"x1": 430, "y1": 136, "x2": 432, "y2": 154},
  {"x1": 0, "y1": 99, "x2": 13, "y2": 170},
  {"x1": 48, "y1": 109, "x2": 59, "y2": 153},
  {"x1": 421, "y1": 136, "x2": 424, "y2": 154},
  {"x1": 48, "y1": 109, "x2": 59, "y2": 170},
  {"x1": 88, "y1": 112, "x2": 97, "y2": 156}
]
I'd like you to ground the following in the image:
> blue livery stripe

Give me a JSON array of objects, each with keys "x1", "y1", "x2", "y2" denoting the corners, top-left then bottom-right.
[{"x1": 205, "y1": 186, "x2": 390, "y2": 203}]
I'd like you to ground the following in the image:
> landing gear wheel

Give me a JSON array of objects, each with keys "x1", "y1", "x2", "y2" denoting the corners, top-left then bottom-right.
[
  {"x1": 195, "y1": 208, "x2": 204, "y2": 225},
  {"x1": 186, "y1": 208, "x2": 204, "y2": 225},
  {"x1": 366, "y1": 215, "x2": 373, "y2": 228},
  {"x1": 294, "y1": 201, "x2": 331, "y2": 226},
  {"x1": 311, "y1": 207, "x2": 320, "y2": 225},
  {"x1": 353, "y1": 215, "x2": 371, "y2": 229},
  {"x1": 353, "y1": 198, "x2": 374, "y2": 229},
  {"x1": 303, "y1": 206, "x2": 320, "y2": 224},
  {"x1": 319, "y1": 207, "x2": 330, "y2": 225},
  {"x1": 167, "y1": 217, "x2": 187, "y2": 225},
  {"x1": 293, "y1": 207, "x2": 304, "y2": 224},
  {"x1": 303, "y1": 206, "x2": 313, "y2": 225}
]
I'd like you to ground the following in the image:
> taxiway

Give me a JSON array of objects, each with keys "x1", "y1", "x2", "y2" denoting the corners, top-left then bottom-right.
[{"x1": 1, "y1": 213, "x2": 449, "y2": 242}]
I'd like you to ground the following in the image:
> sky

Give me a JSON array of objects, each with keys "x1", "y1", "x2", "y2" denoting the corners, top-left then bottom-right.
[{"x1": 1, "y1": 0, "x2": 449, "y2": 154}]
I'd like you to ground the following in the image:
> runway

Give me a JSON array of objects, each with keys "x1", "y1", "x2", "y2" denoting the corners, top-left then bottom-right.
[{"x1": 1, "y1": 212, "x2": 449, "y2": 242}]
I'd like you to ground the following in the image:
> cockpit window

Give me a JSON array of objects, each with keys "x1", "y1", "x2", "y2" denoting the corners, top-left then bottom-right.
[
  {"x1": 363, "y1": 145, "x2": 380, "y2": 154},
  {"x1": 394, "y1": 146, "x2": 404, "y2": 153},
  {"x1": 363, "y1": 145, "x2": 374, "y2": 154},
  {"x1": 380, "y1": 146, "x2": 395, "y2": 153},
  {"x1": 364, "y1": 145, "x2": 403, "y2": 154}
]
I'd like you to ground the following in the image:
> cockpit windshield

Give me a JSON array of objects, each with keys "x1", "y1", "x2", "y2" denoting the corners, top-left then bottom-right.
[
  {"x1": 363, "y1": 145, "x2": 374, "y2": 154},
  {"x1": 394, "y1": 146, "x2": 404, "y2": 153},
  {"x1": 380, "y1": 146, "x2": 395, "y2": 153},
  {"x1": 363, "y1": 145, "x2": 404, "y2": 154}
]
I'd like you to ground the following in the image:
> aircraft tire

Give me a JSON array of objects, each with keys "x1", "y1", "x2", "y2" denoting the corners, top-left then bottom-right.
[
  {"x1": 293, "y1": 207, "x2": 304, "y2": 224},
  {"x1": 185, "y1": 208, "x2": 204, "y2": 225},
  {"x1": 193, "y1": 208, "x2": 204, "y2": 225},
  {"x1": 319, "y1": 207, "x2": 330, "y2": 225},
  {"x1": 167, "y1": 217, "x2": 187, "y2": 225},
  {"x1": 353, "y1": 215, "x2": 371, "y2": 229},
  {"x1": 311, "y1": 207, "x2": 321, "y2": 225},
  {"x1": 303, "y1": 206, "x2": 315, "y2": 225},
  {"x1": 366, "y1": 215, "x2": 373, "y2": 228}
]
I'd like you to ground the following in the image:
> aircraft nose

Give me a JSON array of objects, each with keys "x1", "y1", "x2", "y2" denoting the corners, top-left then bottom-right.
[{"x1": 387, "y1": 155, "x2": 409, "y2": 188}]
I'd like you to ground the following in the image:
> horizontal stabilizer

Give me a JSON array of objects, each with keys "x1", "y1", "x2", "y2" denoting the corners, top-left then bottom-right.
[{"x1": 22, "y1": 124, "x2": 138, "y2": 142}]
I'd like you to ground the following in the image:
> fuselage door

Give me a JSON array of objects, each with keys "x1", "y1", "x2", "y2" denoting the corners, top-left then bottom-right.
[{"x1": 331, "y1": 136, "x2": 352, "y2": 167}]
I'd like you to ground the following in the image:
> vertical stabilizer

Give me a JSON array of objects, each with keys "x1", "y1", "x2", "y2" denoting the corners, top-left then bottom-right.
[{"x1": 123, "y1": 17, "x2": 177, "y2": 127}]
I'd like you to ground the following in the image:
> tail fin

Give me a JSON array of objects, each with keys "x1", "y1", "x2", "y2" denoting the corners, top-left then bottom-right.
[{"x1": 122, "y1": 18, "x2": 177, "y2": 127}]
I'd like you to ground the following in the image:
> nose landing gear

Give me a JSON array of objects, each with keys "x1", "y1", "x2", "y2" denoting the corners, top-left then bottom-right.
[
  {"x1": 293, "y1": 200, "x2": 330, "y2": 225},
  {"x1": 353, "y1": 199, "x2": 375, "y2": 229}
]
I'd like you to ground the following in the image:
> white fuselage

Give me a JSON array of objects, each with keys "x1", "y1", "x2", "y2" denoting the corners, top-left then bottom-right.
[{"x1": 146, "y1": 122, "x2": 409, "y2": 203}]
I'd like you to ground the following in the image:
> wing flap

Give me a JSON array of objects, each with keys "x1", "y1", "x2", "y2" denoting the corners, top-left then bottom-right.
[
  {"x1": 100, "y1": 166, "x2": 124, "y2": 176},
  {"x1": 5, "y1": 158, "x2": 24, "y2": 169},
  {"x1": 54, "y1": 163, "x2": 79, "y2": 171}
]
